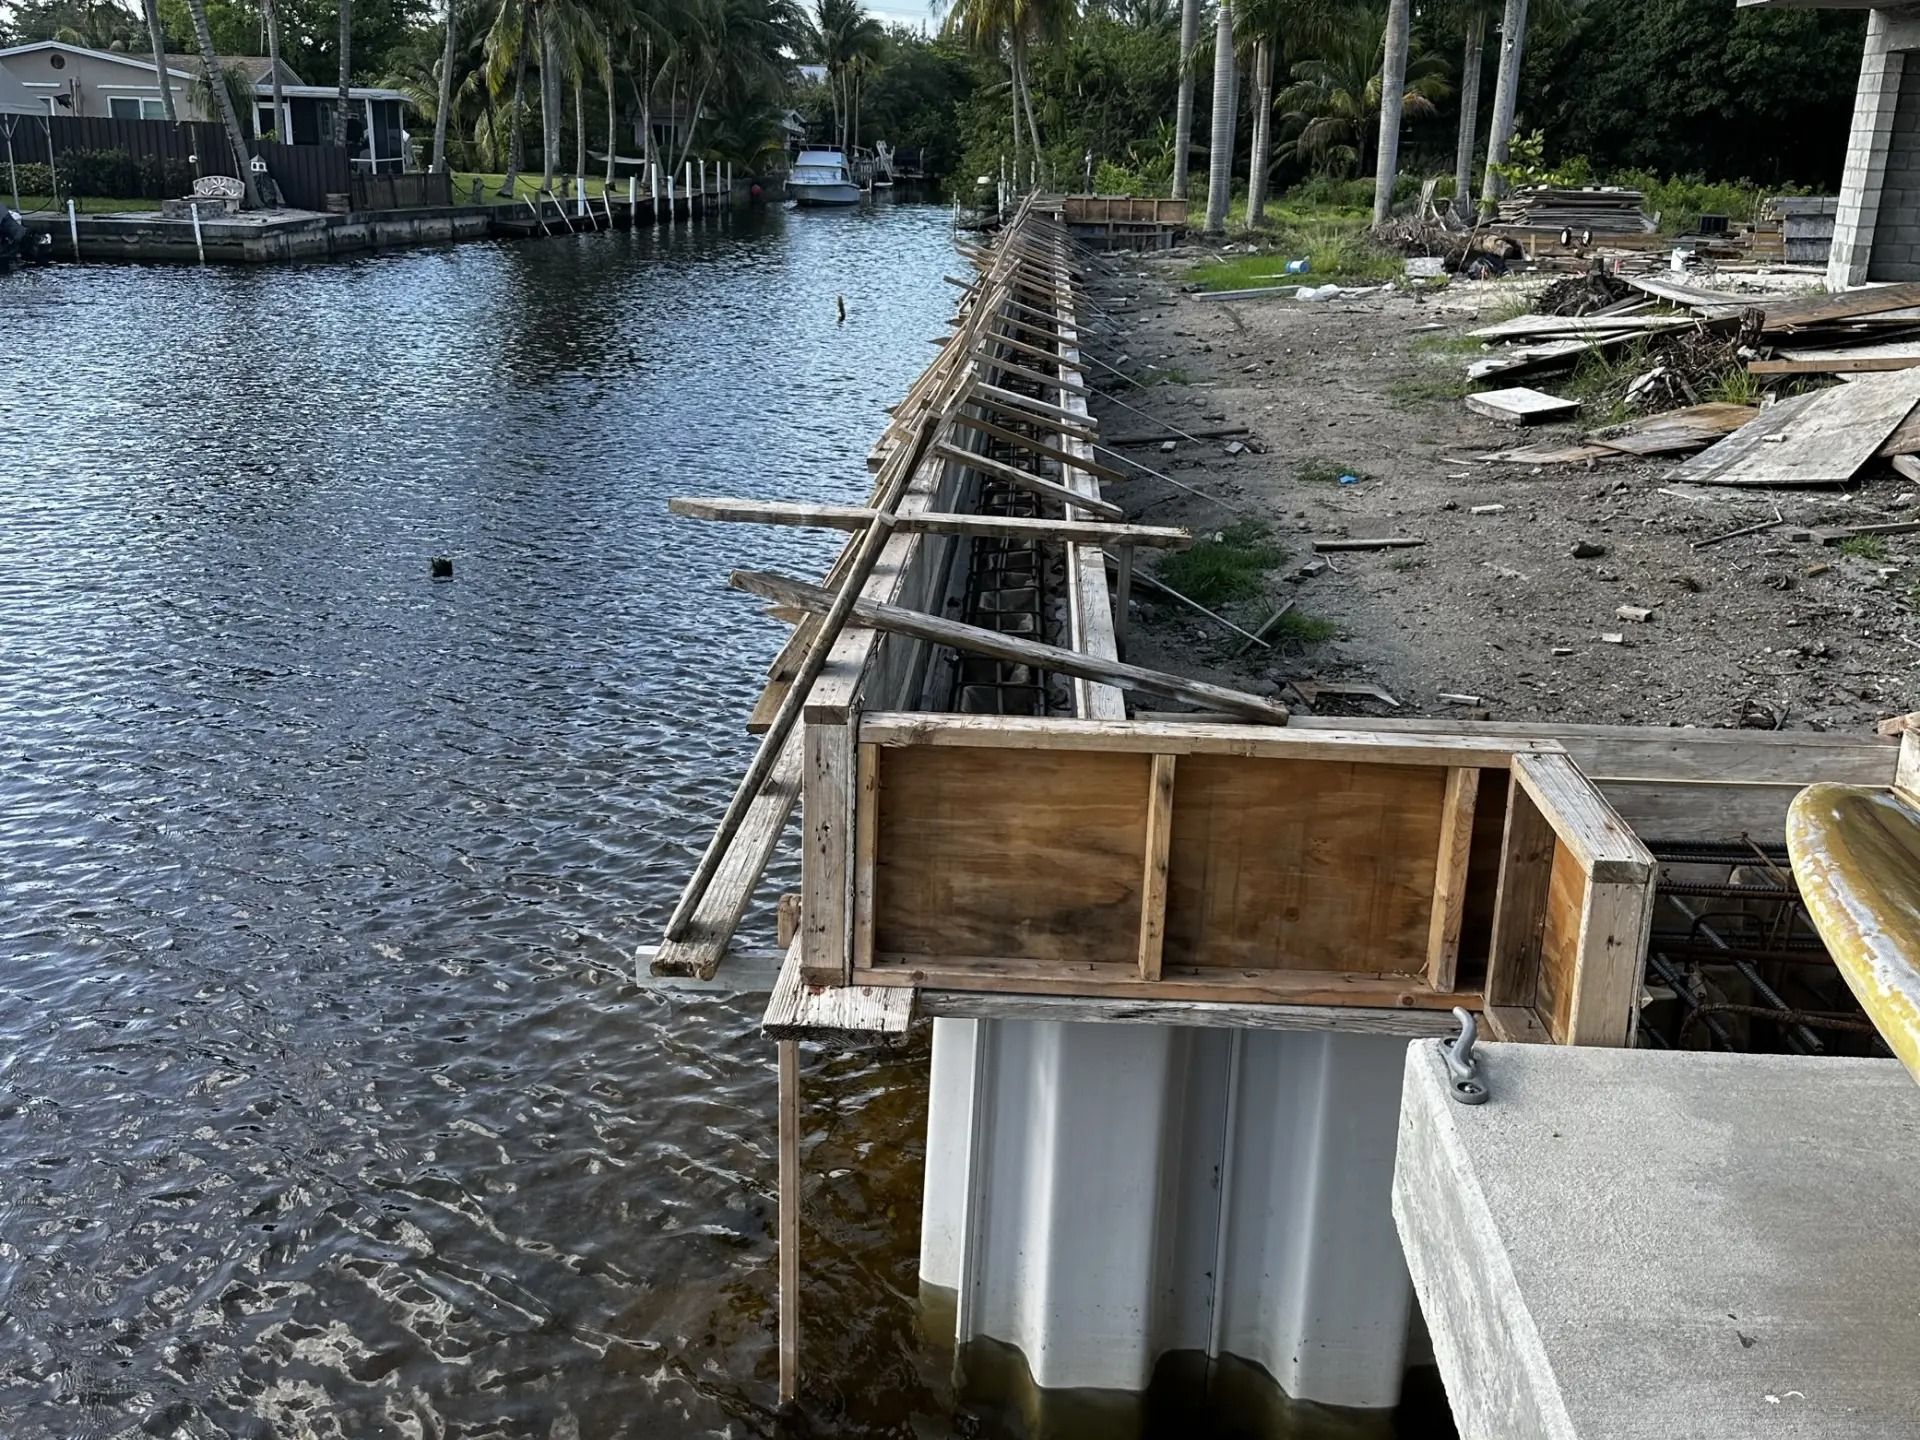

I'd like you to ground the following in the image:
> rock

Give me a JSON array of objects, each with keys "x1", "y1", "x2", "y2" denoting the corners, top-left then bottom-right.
[
  {"x1": 1225, "y1": 441, "x2": 1247, "y2": 456},
  {"x1": 1160, "y1": 440, "x2": 1177, "y2": 454},
  {"x1": 1570, "y1": 541, "x2": 1608, "y2": 559}
]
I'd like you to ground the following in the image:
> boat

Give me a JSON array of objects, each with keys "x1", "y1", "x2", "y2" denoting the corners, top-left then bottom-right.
[{"x1": 785, "y1": 149, "x2": 861, "y2": 207}]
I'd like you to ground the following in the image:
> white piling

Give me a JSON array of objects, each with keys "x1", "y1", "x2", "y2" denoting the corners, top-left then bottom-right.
[
  {"x1": 666, "y1": 169, "x2": 675, "y2": 219},
  {"x1": 650, "y1": 161, "x2": 661, "y2": 219},
  {"x1": 66, "y1": 197, "x2": 78, "y2": 259},
  {"x1": 684, "y1": 162, "x2": 692, "y2": 215},
  {"x1": 574, "y1": 175, "x2": 586, "y2": 220},
  {"x1": 628, "y1": 174, "x2": 637, "y2": 223},
  {"x1": 698, "y1": 159, "x2": 706, "y2": 211},
  {"x1": 189, "y1": 200, "x2": 205, "y2": 264}
]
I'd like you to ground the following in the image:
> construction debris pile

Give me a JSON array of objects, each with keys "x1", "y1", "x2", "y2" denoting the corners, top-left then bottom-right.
[
  {"x1": 1493, "y1": 186, "x2": 1656, "y2": 235},
  {"x1": 1467, "y1": 275, "x2": 1920, "y2": 492}
]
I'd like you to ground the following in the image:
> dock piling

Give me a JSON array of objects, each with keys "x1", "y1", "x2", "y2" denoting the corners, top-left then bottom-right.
[
  {"x1": 189, "y1": 201, "x2": 205, "y2": 264},
  {"x1": 684, "y1": 162, "x2": 692, "y2": 217},
  {"x1": 66, "y1": 198, "x2": 78, "y2": 259}
]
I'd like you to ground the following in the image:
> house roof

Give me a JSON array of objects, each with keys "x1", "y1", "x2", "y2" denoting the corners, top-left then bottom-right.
[
  {"x1": 0, "y1": 39, "x2": 197, "y2": 79},
  {"x1": 164, "y1": 53, "x2": 305, "y2": 87}
]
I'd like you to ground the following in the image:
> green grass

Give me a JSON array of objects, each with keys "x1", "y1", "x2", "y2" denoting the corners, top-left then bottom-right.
[
  {"x1": 1560, "y1": 342, "x2": 1657, "y2": 426},
  {"x1": 1411, "y1": 333, "x2": 1487, "y2": 358},
  {"x1": 1837, "y1": 535, "x2": 1888, "y2": 561},
  {"x1": 1294, "y1": 458, "x2": 1364, "y2": 485},
  {"x1": 1272, "y1": 610, "x2": 1337, "y2": 643},
  {"x1": 1708, "y1": 368, "x2": 1764, "y2": 406},
  {"x1": 9, "y1": 194, "x2": 166, "y2": 213},
  {"x1": 1155, "y1": 521, "x2": 1285, "y2": 607},
  {"x1": 1188, "y1": 211, "x2": 1403, "y2": 291},
  {"x1": 1388, "y1": 372, "x2": 1475, "y2": 407},
  {"x1": 1481, "y1": 286, "x2": 1538, "y2": 323}
]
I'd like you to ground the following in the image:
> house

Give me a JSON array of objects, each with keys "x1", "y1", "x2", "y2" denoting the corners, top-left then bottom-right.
[{"x1": 0, "y1": 41, "x2": 412, "y2": 171}]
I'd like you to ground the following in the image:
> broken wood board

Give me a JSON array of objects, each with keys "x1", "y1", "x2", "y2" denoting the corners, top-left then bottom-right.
[
  {"x1": 730, "y1": 568, "x2": 1293, "y2": 723},
  {"x1": 1478, "y1": 441, "x2": 1621, "y2": 465},
  {"x1": 1668, "y1": 370, "x2": 1920, "y2": 487},
  {"x1": 1468, "y1": 339, "x2": 1603, "y2": 383},
  {"x1": 670, "y1": 497, "x2": 1192, "y2": 548},
  {"x1": 1590, "y1": 402, "x2": 1758, "y2": 456},
  {"x1": 762, "y1": 940, "x2": 916, "y2": 1044},
  {"x1": 1758, "y1": 280, "x2": 1920, "y2": 335},
  {"x1": 1313, "y1": 537, "x2": 1426, "y2": 552},
  {"x1": 652, "y1": 734, "x2": 803, "y2": 978},
  {"x1": 1467, "y1": 388, "x2": 1583, "y2": 426},
  {"x1": 1750, "y1": 354, "x2": 1920, "y2": 376},
  {"x1": 1619, "y1": 274, "x2": 1747, "y2": 317},
  {"x1": 1469, "y1": 313, "x2": 1695, "y2": 341}
]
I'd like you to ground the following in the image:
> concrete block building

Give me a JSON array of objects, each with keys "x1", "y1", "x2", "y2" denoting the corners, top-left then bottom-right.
[{"x1": 1743, "y1": 1, "x2": 1920, "y2": 287}]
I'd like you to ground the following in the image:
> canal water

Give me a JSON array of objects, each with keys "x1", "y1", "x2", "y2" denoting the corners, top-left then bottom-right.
[{"x1": 0, "y1": 204, "x2": 1451, "y2": 1440}]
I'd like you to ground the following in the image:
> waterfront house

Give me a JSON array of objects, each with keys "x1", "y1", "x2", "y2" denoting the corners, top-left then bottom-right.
[{"x1": 0, "y1": 41, "x2": 412, "y2": 170}]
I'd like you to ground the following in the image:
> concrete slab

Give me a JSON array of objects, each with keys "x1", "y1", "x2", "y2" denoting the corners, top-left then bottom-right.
[{"x1": 1393, "y1": 1040, "x2": 1920, "y2": 1440}]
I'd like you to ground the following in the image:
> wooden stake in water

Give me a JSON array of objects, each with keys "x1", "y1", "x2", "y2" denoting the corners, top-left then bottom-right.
[{"x1": 66, "y1": 198, "x2": 78, "y2": 260}]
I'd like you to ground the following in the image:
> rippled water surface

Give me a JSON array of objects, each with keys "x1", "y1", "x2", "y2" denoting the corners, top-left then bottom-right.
[{"x1": 0, "y1": 202, "x2": 957, "y2": 1438}]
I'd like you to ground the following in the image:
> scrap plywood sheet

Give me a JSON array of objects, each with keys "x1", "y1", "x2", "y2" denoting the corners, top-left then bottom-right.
[
  {"x1": 1163, "y1": 756, "x2": 1447, "y2": 974},
  {"x1": 871, "y1": 745, "x2": 1152, "y2": 962},
  {"x1": 1668, "y1": 371, "x2": 1920, "y2": 486},
  {"x1": 1467, "y1": 388, "x2": 1583, "y2": 426}
]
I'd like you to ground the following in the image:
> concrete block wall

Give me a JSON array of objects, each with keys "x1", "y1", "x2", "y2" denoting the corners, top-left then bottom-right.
[
  {"x1": 1871, "y1": 59, "x2": 1920, "y2": 280},
  {"x1": 1830, "y1": 10, "x2": 1905, "y2": 289}
]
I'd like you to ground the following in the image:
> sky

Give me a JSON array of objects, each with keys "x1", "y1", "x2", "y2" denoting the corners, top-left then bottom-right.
[{"x1": 867, "y1": 2, "x2": 939, "y2": 34}]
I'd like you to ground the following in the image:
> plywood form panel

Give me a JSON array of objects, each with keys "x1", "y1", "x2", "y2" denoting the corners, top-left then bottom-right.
[
  {"x1": 870, "y1": 745, "x2": 1152, "y2": 963},
  {"x1": 1163, "y1": 755, "x2": 1447, "y2": 974},
  {"x1": 1534, "y1": 841, "x2": 1587, "y2": 1044}
]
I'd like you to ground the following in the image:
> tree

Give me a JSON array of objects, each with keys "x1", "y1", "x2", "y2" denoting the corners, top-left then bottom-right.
[
  {"x1": 142, "y1": 0, "x2": 178, "y2": 122},
  {"x1": 1372, "y1": 0, "x2": 1409, "y2": 223},
  {"x1": 1478, "y1": 0, "x2": 1524, "y2": 204},
  {"x1": 812, "y1": 0, "x2": 882, "y2": 153},
  {"x1": 1202, "y1": 0, "x2": 1231, "y2": 231},
  {"x1": 263, "y1": 0, "x2": 286, "y2": 138},
  {"x1": 1451, "y1": 0, "x2": 1489, "y2": 218},
  {"x1": 1275, "y1": 8, "x2": 1448, "y2": 179},
  {"x1": 184, "y1": 0, "x2": 262, "y2": 204},
  {"x1": 431, "y1": 0, "x2": 457, "y2": 166},
  {"x1": 336, "y1": 0, "x2": 353, "y2": 147},
  {"x1": 1168, "y1": 0, "x2": 1197, "y2": 199}
]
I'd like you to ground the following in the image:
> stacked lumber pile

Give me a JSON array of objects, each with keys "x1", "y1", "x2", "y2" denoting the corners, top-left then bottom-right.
[{"x1": 1494, "y1": 186, "x2": 1656, "y2": 234}]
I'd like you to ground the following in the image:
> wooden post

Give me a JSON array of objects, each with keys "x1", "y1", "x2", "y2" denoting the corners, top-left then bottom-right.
[
  {"x1": 777, "y1": 1039, "x2": 800, "y2": 1406},
  {"x1": 1138, "y1": 754, "x2": 1176, "y2": 980}
]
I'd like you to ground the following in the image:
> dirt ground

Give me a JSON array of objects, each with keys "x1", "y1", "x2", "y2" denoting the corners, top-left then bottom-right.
[{"x1": 1086, "y1": 254, "x2": 1920, "y2": 733}]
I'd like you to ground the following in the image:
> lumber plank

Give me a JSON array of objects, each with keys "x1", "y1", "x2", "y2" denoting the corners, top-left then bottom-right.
[
  {"x1": 669, "y1": 496, "x2": 1189, "y2": 547},
  {"x1": 1426, "y1": 767, "x2": 1479, "y2": 992},
  {"x1": 763, "y1": 937, "x2": 916, "y2": 1043},
  {"x1": 1759, "y1": 280, "x2": 1920, "y2": 333},
  {"x1": 854, "y1": 955, "x2": 1477, "y2": 1010},
  {"x1": 1467, "y1": 339, "x2": 1606, "y2": 384},
  {"x1": 971, "y1": 381, "x2": 1101, "y2": 436},
  {"x1": 1511, "y1": 751, "x2": 1655, "y2": 883},
  {"x1": 1591, "y1": 402, "x2": 1757, "y2": 456},
  {"x1": 1564, "y1": 873, "x2": 1655, "y2": 1047},
  {"x1": 916, "y1": 989, "x2": 1461, "y2": 1036},
  {"x1": 650, "y1": 733, "x2": 803, "y2": 978},
  {"x1": 1749, "y1": 355, "x2": 1920, "y2": 376},
  {"x1": 1466, "y1": 387, "x2": 1583, "y2": 426},
  {"x1": 932, "y1": 441, "x2": 1126, "y2": 519},
  {"x1": 1485, "y1": 772, "x2": 1558, "y2": 1014},
  {"x1": 732, "y1": 571, "x2": 1294, "y2": 724},
  {"x1": 1313, "y1": 536, "x2": 1426, "y2": 552},
  {"x1": 851, "y1": 743, "x2": 878, "y2": 972},
  {"x1": 858, "y1": 713, "x2": 1559, "y2": 768},
  {"x1": 801, "y1": 719, "x2": 856, "y2": 985},
  {"x1": 1469, "y1": 313, "x2": 1695, "y2": 340},
  {"x1": 1618, "y1": 274, "x2": 1746, "y2": 316},
  {"x1": 1138, "y1": 754, "x2": 1175, "y2": 980},
  {"x1": 972, "y1": 348, "x2": 1094, "y2": 397},
  {"x1": 949, "y1": 410, "x2": 1133, "y2": 484},
  {"x1": 1877, "y1": 406, "x2": 1920, "y2": 459},
  {"x1": 1664, "y1": 386, "x2": 1847, "y2": 487},
  {"x1": 1685, "y1": 370, "x2": 1920, "y2": 486},
  {"x1": 777, "y1": 1037, "x2": 799, "y2": 1405}
]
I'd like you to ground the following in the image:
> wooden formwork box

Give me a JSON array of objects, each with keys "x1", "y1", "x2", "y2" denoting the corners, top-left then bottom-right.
[{"x1": 798, "y1": 714, "x2": 1660, "y2": 1045}]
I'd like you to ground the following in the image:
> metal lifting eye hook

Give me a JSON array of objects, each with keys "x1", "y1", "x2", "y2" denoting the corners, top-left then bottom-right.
[{"x1": 1446, "y1": 1006, "x2": 1489, "y2": 1106}]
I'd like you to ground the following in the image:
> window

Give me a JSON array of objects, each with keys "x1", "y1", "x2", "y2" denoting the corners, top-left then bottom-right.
[
  {"x1": 257, "y1": 104, "x2": 278, "y2": 139},
  {"x1": 108, "y1": 96, "x2": 167, "y2": 120}
]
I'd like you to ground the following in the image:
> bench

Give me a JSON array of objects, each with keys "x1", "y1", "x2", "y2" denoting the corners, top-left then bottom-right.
[{"x1": 161, "y1": 174, "x2": 245, "y2": 221}]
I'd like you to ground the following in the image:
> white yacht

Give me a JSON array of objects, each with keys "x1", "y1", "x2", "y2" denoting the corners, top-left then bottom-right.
[{"x1": 785, "y1": 149, "x2": 861, "y2": 207}]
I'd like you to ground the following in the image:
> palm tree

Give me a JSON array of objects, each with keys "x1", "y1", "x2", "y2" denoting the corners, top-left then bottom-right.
[
  {"x1": 336, "y1": 0, "x2": 353, "y2": 149},
  {"x1": 1479, "y1": 0, "x2": 1525, "y2": 205},
  {"x1": 1275, "y1": 11, "x2": 1448, "y2": 179},
  {"x1": 262, "y1": 0, "x2": 286, "y2": 140},
  {"x1": 942, "y1": 0, "x2": 1068, "y2": 189},
  {"x1": 1202, "y1": 0, "x2": 1232, "y2": 232},
  {"x1": 1372, "y1": 0, "x2": 1410, "y2": 223},
  {"x1": 1168, "y1": 0, "x2": 1197, "y2": 200},
  {"x1": 432, "y1": 0, "x2": 460, "y2": 169},
  {"x1": 141, "y1": 0, "x2": 177, "y2": 122},
  {"x1": 1452, "y1": 0, "x2": 1490, "y2": 217},
  {"x1": 487, "y1": 0, "x2": 536, "y2": 192},
  {"x1": 184, "y1": 0, "x2": 261, "y2": 205},
  {"x1": 813, "y1": 0, "x2": 882, "y2": 155}
]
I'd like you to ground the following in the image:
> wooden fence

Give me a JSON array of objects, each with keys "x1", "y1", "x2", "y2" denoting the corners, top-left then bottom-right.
[{"x1": 350, "y1": 169, "x2": 451, "y2": 212}]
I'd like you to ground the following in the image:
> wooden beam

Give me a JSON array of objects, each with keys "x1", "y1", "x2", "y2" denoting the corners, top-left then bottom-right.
[
  {"x1": 916, "y1": 988, "x2": 1461, "y2": 1036},
  {"x1": 1512, "y1": 751, "x2": 1654, "y2": 884},
  {"x1": 802, "y1": 719, "x2": 856, "y2": 985},
  {"x1": 971, "y1": 381, "x2": 1100, "y2": 437},
  {"x1": 1138, "y1": 754, "x2": 1175, "y2": 980},
  {"x1": 859, "y1": 712, "x2": 1558, "y2": 769},
  {"x1": 973, "y1": 347, "x2": 1095, "y2": 397},
  {"x1": 1425, "y1": 767, "x2": 1479, "y2": 992},
  {"x1": 650, "y1": 733, "x2": 803, "y2": 979},
  {"x1": 669, "y1": 496, "x2": 1192, "y2": 548},
  {"x1": 852, "y1": 742, "x2": 878, "y2": 973},
  {"x1": 763, "y1": 937, "x2": 916, "y2": 1043},
  {"x1": 1485, "y1": 772, "x2": 1557, "y2": 1014},
  {"x1": 777, "y1": 1035, "x2": 800, "y2": 1406},
  {"x1": 932, "y1": 441, "x2": 1125, "y2": 519},
  {"x1": 949, "y1": 410, "x2": 1132, "y2": 484},
  {"x1": 1750, "y1": 355, "x2": 1920, "y2": 376},
  {"x1": 730, "y1": 570, "x2": 1294, "y2": 724}
]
